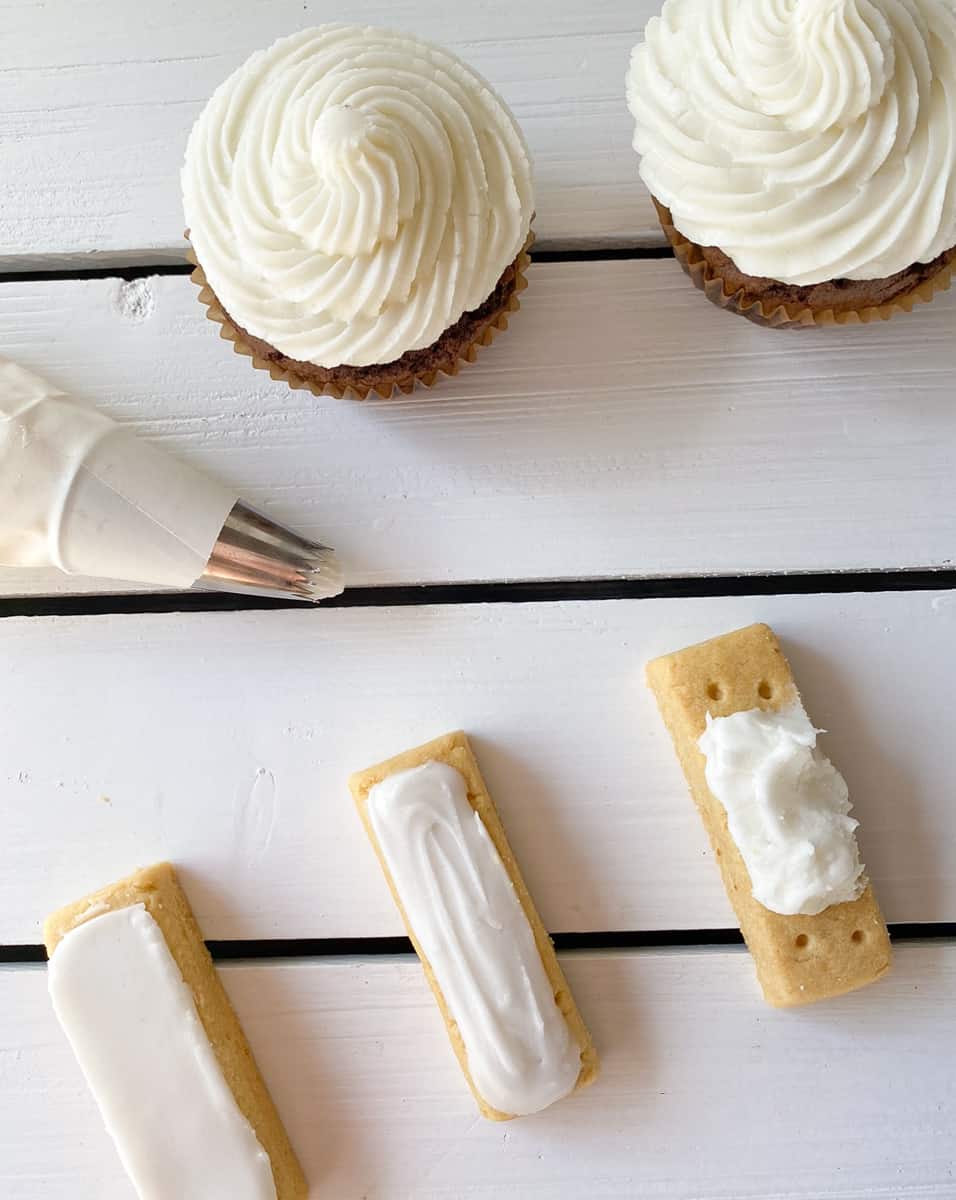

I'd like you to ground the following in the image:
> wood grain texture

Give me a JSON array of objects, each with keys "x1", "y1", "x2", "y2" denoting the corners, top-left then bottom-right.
[
  {"x1": 1, "y1": 266, "x2": 954, "y2": 597},
  {"x1": 4, "y1": 590, "x2": 955, "y2": 943},
  {"x1": 4, "y1": 944, "x2": 955, "y2": 1198},
  {"x1": 0, "y1": 0, "x2": 655, "y2": 267}
]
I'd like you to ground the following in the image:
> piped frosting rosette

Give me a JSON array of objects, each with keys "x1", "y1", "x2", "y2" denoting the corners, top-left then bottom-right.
[
  {"x1": 627, "y1": 0, "x2": 956, "y2": 324},
  {"x1": 184, "y1": 25, "x2": 534, "y2": 395}
]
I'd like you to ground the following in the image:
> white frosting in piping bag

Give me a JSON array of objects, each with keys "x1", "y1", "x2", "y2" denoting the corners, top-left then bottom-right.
[
  {"x1": 367, "y1": 761, "x2": 581, "y2": 1116},
  {"x1": 626, "y1": 0, "x2": 956, "y2": 284},
  {"x1": 698, "y1": 703, "x2": 866, "y2": 916},
  {"x1": 0, "y1": 359, "x2": 237, "y2": 586},
  {"x1": 182, "y1": 25, "x2": 534, "y2": 368},
  {"x1": 48, "y1": 905, "x2": 277, "y2": 1200}
]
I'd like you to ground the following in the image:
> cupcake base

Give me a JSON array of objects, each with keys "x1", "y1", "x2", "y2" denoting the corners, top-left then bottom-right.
[
  {"x1": 653, "y1": 200, "x2": 955, "y2": 329},
  {"x1": 190, "y1": 237, "x2": 532, "y2": 400}
]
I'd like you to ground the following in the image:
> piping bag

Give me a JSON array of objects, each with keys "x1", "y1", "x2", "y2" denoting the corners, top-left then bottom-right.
[{"x1": 0, "y1": 359, "x2": 343, "y2": 601}]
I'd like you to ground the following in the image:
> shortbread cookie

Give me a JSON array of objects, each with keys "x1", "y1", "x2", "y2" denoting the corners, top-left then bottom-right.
[
  {"x1": 647, "y1": 625, "x2": 891, "y2": 1007},
  {"x1": 349, "y1": 731, "x2": 598, "y2": 1119},
  {"x1": 45, "y1": 863, "x2": 306, "y2": 1199}
]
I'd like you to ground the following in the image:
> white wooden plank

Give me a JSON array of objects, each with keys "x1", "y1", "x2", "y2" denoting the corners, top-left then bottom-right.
[
  {"x1": 2, "y1": 266, "x2": 954, "y2": 597},
  {"x1": 0, "y1": 0, "x2": 655, "y2": 267},
  {"x1": 3, "y1": 590, "x2": 954, "y2": 944},
  {"x1": 3, "y1": 944, "x2": 954, "y2": 1198}
]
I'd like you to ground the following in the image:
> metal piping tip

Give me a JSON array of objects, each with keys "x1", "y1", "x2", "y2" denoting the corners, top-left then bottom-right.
[{"x1": 196, "y1": 501, "x2": 344, "y2": 603}]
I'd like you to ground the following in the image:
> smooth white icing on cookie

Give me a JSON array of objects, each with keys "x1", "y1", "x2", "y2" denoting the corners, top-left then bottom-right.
[
  {"x1": 0, "y1": 358, "x2": 236, "y2": 585},
  {"x1": 48, "y1": 905, "x2": 277, "y2": 1200},
  {"x1": 366, "y1": 760, "x2": 581, "y2": 1116},
  {"x1": 627, "y1": 0, "x2": 956, "y2": 283},
  {"x1": 183, "y1": 25, "x2": 534, "y2": 367}
]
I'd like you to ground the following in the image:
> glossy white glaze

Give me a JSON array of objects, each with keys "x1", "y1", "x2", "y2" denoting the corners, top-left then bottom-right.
[
  {"x1": 48, "y1": 905, "x2": 276, "y2": 1200},
  {"x1": 367, "y1": 761, "x2": 580, "y2": 1115}
]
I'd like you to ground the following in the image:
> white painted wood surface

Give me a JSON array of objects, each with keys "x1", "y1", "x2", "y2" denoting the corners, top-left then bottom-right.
[
  {"x1": 4, "y1": 5, "x2": 955, "y2": 1196},
  {"x1": 4, "y1": 944, "x2": 955, "y2": 1199},
  {"x1": 4, "y1": 590, "x2": 954, "y2": 944},
  {"x1": 0, "y1": 0, "x2": 657, "y2": 267},
  {"x1": 2, "y1": 267, "x2": 954, "y2": 597}
]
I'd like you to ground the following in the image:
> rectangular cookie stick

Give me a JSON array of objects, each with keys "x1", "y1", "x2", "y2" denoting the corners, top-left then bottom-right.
[
  {"x1": 350, "y1": 731, "x2": 599, "y2": 1120},
  {"x1": 45, "y1": 863, "x2": 306, "y2": 1199},
  {"x1": 647, "y1": 624, "x2": 891, "y2": 1007}
]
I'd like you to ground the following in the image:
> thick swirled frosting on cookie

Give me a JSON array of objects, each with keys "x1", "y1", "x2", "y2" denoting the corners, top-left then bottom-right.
[
  {"x1": 627, "y1": 0, "x2": 956, "y2": 284},
  {"x1": 183, "y1": 25, "x2": 533, "y2": 368}
]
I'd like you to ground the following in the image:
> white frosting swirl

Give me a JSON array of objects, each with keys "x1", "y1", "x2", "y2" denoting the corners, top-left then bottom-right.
[
  {"x1": 627, "y1": 0, "x2": 956, "y2": 284},
  {"x1": 183, "y1": 25, "x2": 533, "y2": 367}
]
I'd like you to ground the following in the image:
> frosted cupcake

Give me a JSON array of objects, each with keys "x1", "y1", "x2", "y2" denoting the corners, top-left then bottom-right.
[
  {"x1": 183, "y1": 26, "x2": 534, "y2": 397},
  {"x1": 626, "y1": 0, "x2": 956, "y2": 327}
]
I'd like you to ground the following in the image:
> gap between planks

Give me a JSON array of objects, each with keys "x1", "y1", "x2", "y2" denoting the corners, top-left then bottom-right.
[
  {"x1": 0, "y1": 244, "x2": 675, "y2": 285},
  {"x1": 3, "y1": 923, "x2": 955, "y2": 965},
  {"x1": 1, "y1": 568, "x2": 955, "y2": 620}
]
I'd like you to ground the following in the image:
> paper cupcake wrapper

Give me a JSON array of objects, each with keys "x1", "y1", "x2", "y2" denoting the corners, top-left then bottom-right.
[
  {"x1": 653, "y1": 201, "x2": 955, "y2": 330},
  {"x1": 188, "y1": 234, "x2": 533, "y2": 400}
]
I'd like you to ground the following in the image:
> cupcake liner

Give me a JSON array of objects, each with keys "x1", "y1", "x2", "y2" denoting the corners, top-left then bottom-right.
[
  {"x1": 653, "y1": 201, "x2": 955, "y2": 330},
  {"x1": 188, "y1": 233, "x2": 533, "y2": 401}
]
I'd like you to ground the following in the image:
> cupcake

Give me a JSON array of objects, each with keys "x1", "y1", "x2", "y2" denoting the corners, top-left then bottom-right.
[
  {"x1": 626, "y1": 0, "x2": 956, "y2": 327},
  {"x1": 183, "y1": 25, "x2": 534, "y2": 397}
]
